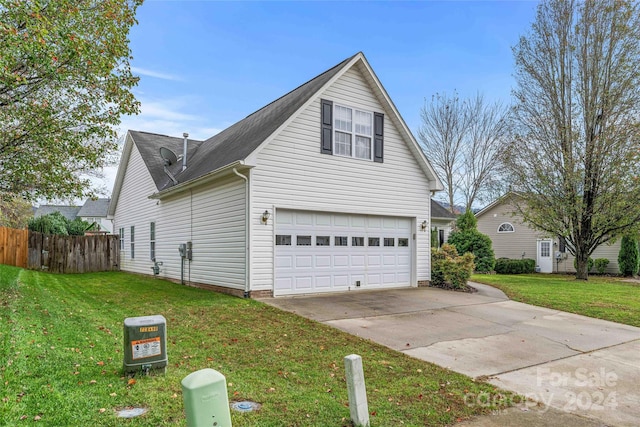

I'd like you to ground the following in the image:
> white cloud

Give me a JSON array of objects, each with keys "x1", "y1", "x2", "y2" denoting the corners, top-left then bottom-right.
[{"x1": 131, "y1": 66, "x2": 183, "y2": 81}]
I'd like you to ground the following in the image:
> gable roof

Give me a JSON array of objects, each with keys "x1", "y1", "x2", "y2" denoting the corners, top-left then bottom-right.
[
  {"x1": 475, "y1": 192, "x2": 522, "y2": 219},
  {"x1": 431, "y1": 199, "x2": 457, "y2": 220},
  {"x1": 77, "y1": 198, "x2": 111, "y2": 217},
  {"x1": 34, "y1": 205, "x2": 81, "y2": 221},
  {"x1": 110, "y1": 52, "x2": 443, "y2": 207}
]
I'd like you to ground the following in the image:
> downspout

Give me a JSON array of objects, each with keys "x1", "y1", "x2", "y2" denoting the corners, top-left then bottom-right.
[{"x1": 233, "y1": 168, "x2": 250, "y2": 298}]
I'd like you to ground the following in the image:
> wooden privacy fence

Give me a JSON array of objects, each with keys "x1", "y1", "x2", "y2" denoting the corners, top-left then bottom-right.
[
  {"x1": 0, "y1": 227, "x2": 29, "y2": 268},
  {"x1": 28, "y1": 232, "x2": 120, "y2": 273},
  {"x1": 0, "y1": 227, "x2": 120, "y2": 273}
]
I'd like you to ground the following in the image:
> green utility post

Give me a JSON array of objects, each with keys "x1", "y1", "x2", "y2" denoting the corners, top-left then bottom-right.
[{"x1": 182, "y1": 368, "x2": 232, "y2": 427}]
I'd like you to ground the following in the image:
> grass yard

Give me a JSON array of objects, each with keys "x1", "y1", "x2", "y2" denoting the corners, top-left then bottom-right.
[
  {"x1": 0, "y1": 266, "x2": 511, "y2": 426},
  {"x1": 471, "y1": 273, "x2": 640, "y2": 327}
]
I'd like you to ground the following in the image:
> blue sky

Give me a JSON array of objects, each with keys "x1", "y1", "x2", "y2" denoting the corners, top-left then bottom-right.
[{"x1": 108, "y1": 0, "x2": 538, "y2": 193}]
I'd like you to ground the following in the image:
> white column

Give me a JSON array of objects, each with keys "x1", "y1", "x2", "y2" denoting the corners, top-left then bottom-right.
[{"x1": 344, "y1": 354, "x2": 370, "y2": 427}]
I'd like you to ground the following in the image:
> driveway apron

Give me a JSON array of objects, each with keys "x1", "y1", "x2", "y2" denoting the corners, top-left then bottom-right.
[{"x1": 260, "y1": 283, "x2": 640, "y2": 426}]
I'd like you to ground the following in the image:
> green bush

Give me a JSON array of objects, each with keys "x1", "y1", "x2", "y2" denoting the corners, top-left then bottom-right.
[
  {"x1": 594, "y1": 258, "x2": 610, "y2": 275},
  {"x1": 28, "y1": 212, "x2": 94, "y2": 236},
  {"x1": 618, "y1": 235, "x2": 639, "y2": 276},
  {"x1": 431, "y1": 243, "x2": 475, "y2": 289},
  {"x1": 448, "y1": 210, "x2": 495, "y2": 272},
  {"x1": 573, "y1": 257, "x2": 594, "y2": 273},
  {"x1": 494, "y1": 258, "x2": 536, "y2": 274}
]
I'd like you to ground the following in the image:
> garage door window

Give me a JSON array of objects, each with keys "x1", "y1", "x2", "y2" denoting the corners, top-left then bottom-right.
[
  {"x1": 316, "y1": 236, "x2": 330, "y2": 246},
  {"x1": 297, "y1": 235, "x2": 312, "y2": 246},
  {"x1": 352, "y1": 237, "x2": 365, "y2": 247},
  {"x1": 384, "y1": 238, "x2": 395, "y2": 247},
  {"x1": 398, "y1": 238, "x2": 409, "y2": 247},
  {"x1": 368, "y1": 237, "x2": 380, "y2": 247},
  {"x1": 335, "y1": 236, "x2": 348, "y2": 246},
  {"x1": 276, "y1": 235, "x2": 291, "y2": 245}
]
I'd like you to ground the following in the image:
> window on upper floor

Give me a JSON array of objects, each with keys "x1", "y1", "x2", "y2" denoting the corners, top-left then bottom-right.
[
  {"x1": 321, "y1": 99, "x2": 384, "y2": 162},
  {"x1": 498, "y1": 222, "x2": 515, "y2": 233}
]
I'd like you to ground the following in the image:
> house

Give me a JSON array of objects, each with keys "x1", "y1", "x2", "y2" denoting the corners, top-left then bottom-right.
[
  {"x1": 430, "y1": 199, "x2": 456, "y2": 248},
  {"x1": 33, "y1": 199, "x2": 113, "y2": 233},
  {"x1": 33, "y1": 205, "x2": 81, "y2": 221},
  {"x1": 109, "y1": 52, "x2": 443, "y2": 297},
  {"x1": 77, "y1": 198, "x2": 113, "y2": 233},
  {"x1": 475, "y1": 193, "x2": 620, "y2": 274}
]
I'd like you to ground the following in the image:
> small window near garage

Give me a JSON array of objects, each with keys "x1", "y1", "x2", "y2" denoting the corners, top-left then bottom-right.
[
  {"x1": 352, "y1": 237, "x2": 365, "y2": 247},
  {"x1": 384, "y1": 237, "x2": 395, "y2": 247},
  {"x1": 297, "y1": 235, "x2": 312, "y2": 246},
  {"x1": 368, "y1": 237, "x2": 380, "y2": 247},
  {"x1": 398, "y1": 238, "x2": 409, "y2": 247},
  {"x1": 276, "y1": 235, "x2": 292, "y2": 246},
  {"x1": 335, "y1": 236, "x2": 348, "y2": 246},
  {"x1": 498, "y1": 222, "x2": 515, "y2": 233},
  {"x1": 316, "y1": 236, "x2": 330, "y2": 246}
]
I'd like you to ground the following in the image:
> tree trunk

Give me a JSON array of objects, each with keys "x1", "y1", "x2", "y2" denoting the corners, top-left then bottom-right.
[{"x1": 575, "y1": 252, "x2": 589, "y2": 280}]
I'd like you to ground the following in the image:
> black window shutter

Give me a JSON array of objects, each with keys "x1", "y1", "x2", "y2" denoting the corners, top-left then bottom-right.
[
  {"x1": 374, "y1": 112, "x2": 384, "y2": 163},
  {"x1": 321, "y1": 99, "x2": 333, "y2": 154}
]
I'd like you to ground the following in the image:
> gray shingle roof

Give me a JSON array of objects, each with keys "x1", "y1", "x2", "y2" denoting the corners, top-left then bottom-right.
[
  {"x1": 431, "y1": 199, "x2": 457, "y2": 220},
  {"x1": 77, "y1": 198, "x2": 110, "y2": 217},
  {"x1": 34, "y1": 205, "x2": 81, "y2": 221},
  {"x1": 129, "y1": 53, "x2": 358, "y2": 192}
]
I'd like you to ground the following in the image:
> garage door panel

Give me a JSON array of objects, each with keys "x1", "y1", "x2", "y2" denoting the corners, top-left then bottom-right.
[
  {"x1": 316, "y1": 255, "x2": 331, "y2": 268},
  {"x1": 295, "y1": 255, "x2": 313, "y2": 268},
  {"x1": 275, "y1": 210, "x2": 412, "y2": 295}
]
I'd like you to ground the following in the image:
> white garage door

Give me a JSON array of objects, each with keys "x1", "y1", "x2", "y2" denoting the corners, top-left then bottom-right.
[{"x1": 274, "y1": 210, "x2": 412, "y2": 295}]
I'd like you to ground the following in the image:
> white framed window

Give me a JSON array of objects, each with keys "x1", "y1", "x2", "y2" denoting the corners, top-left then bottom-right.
[
  {"x1": 119, "y1": 227, "x2": 125, "y2": 250},
  {"x1": 497, "y1": 222, "x2": 515, "y2": 233},
  {"x1": 130, "y1": 226, "x2": 135, "y2": 259},
  {"x1": 334, "y1": 104, "x2": 373, "y2": 160},
  {"x1": 150, "y1": 222, "x2": 156, "y2": 260}
]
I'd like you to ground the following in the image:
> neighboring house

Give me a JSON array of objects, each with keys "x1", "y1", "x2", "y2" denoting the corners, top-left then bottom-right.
[
  {"x1": 109, "y1": 52, "x2": 443, "y2": 297},
  {"x1": 33, "y1": 205, "x2": 81, "y2": 221},
  {"x1": 430, "y1": 199, "x2": 456, "y2": 248},
  {"x1": 476, "y1": 193, "x2": 620, "y2": 274},
  {"x1": 77, "y1": 198, "x2": 113, "y2": 233},
  {"x1": 33, "y1": 199, "x2": 112, "y2": 233}
]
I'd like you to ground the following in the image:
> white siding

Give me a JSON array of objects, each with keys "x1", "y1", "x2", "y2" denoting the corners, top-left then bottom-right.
[
  {"x1": 250, "y1": 65, "x2": 432, "y2": 291},
  {"x1": 113, "y1": 143, "x2": 160, "y2": 274},
  {"x1": 113, "y1": 142, "x2": 247, "y2": 289}
]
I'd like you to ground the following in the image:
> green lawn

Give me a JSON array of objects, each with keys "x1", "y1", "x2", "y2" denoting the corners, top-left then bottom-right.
[
  {"x1": 471, "y1": 273, "x2": 640, "y2": 327},
  {"x1": 0, "y1": 266, "x2": 511, "y2": 426}
]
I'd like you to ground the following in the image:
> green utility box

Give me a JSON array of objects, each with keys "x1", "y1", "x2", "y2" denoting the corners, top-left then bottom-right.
[
  {"x1": 123, "y1": 315, "x2": 167, "y2": 374},
  {"x1": 182, "y1": 368, "x2": 232, "y2": 427}
]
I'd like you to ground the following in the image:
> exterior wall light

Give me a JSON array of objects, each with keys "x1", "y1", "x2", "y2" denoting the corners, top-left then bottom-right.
[
  {"x1": 261, "y1": 210, "x2": 271, "y2": 224},
  {"x1": 421, "y1": 220, "x2": 427, "y2": 231}
]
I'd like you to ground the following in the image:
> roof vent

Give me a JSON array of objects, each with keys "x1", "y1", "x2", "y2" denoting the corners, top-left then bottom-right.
[{"x1": 182, "y1": 132, "x2": 189, "y2": 171}]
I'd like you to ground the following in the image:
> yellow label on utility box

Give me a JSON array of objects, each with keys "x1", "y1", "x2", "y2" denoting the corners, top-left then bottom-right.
[{"x1": 139, "y1": 326, "x2": 158, "y2": 333}]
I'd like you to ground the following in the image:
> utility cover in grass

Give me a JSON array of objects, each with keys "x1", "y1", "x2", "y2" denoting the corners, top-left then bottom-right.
[
  {"x1": 117, "y1": 407, "x2": 148, "y2": 418},
  {"x1": 231, "y1": 401, "x2": 261, "y2": 412}
]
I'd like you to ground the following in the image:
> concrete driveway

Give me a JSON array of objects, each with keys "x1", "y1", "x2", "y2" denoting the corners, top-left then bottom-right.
[{"x1": 260, "y1": 284, "x2": 640, "y2": 426}]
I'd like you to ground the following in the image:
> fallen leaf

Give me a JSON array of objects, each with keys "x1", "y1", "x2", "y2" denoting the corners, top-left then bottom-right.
[
  {"x1": 127, "y1": 379, "x2": 136, "y2": 386},
  {"x1": 109, "y1": 392, "x2": 117, "y2": 397},
  {"x1": 34, "y1": 415, "x2": 41, "y2": 421},
  {"x1": 96, "y1": 361, "x2": 104, "y2": 366},
  {"x1": 171, "y1": 393, "x2": 178, "y2": 399},
  {"x1": 89, "y1": 380, "x2": 97, "y2": 385},
  {"x1": 99, "y1": 408, "x2": 106, "y2": 413},
  {"x1": 20, "y1": 415, "x2": 27, "y2": 420}
]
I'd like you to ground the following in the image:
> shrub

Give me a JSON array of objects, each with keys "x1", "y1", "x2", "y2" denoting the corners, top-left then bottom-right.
[
  {"x1": 27, "y1": 212, "x2": 94, "y2": 236},
  {"x1": 494, "y1": 258, "x2": 536, "y2": 274},
  {"x1": 618, "y1": 235, "x2": 639, "y2": 276},
  {"x1": 594, "y1": 258, "x2": 609, "y2": 275},
  {"x1": 448, "y1": 211, "x2": 495, "y2": 272},
  {"x1": 573, "y1": 257, "x2": 594, "y2": 273},
  {"x1": 431, "y1": 243, "x2": 475, "y2": 289}
]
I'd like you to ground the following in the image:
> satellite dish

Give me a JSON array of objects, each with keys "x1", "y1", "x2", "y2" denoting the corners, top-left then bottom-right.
[{"x1": 159, "y1": 147, "x2": 178, "y2": 166}]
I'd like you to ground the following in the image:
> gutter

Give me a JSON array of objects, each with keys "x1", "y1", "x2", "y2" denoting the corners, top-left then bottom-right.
[
  {"x1": 149, "y1": 161, "x2": 251, "y2": 200},
  {"x1": 233, "y1": 168, "x2": 250, "y2": 299}
]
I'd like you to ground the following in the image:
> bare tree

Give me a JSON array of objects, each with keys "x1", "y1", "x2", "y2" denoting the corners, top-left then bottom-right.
[
  {"x1": 419, "y1": 92, "x2": 509, "y2": 212},
  {"x1": 506, "y1": 0, "x2": 640, "y2": 280},
  {"x1": 418, "y1": 92, "x2": 468, "y2": 212}
]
